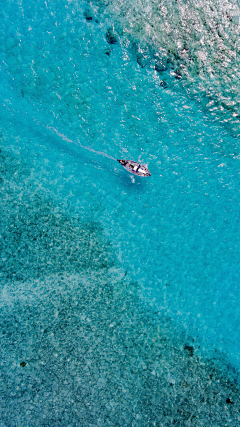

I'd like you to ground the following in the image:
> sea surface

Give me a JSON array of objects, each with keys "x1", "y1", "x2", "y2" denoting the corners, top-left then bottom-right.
[{"x1": 1, "y1": 0, "x2": 240, "y2": 425}]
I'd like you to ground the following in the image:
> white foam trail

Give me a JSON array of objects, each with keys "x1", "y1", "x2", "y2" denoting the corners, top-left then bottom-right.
[{"x1": 47, "y1": 126, "x2": 116, "y2": 161}]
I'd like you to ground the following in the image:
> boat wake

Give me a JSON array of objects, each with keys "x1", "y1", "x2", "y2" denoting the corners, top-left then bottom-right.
[{"x1": 47, "y1": 126, "x2": 117, "y2": 161}]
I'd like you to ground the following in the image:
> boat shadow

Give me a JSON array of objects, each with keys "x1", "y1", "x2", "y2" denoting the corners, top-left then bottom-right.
[{"x1": 116, "y1": 170, "x2": 149, "y2": 192}]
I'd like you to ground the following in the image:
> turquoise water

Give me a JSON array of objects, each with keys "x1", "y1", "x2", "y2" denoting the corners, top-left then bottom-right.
[{"x1": 1, "y1": 0, "x2": 240, "y2": 425}]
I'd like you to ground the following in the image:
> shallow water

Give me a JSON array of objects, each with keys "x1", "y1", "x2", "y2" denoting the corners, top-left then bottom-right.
[{"x1": 1, "y1": 0, "x2": 240, "y2": 425}]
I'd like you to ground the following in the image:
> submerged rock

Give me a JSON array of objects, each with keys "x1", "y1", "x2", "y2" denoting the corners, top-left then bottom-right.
[
  {"x1": 84, "y1": 7, "x2": 93, "y2": 21},
  {"x1": 104, "y1": 48, "x2": 111, "y2": 56},
  {"x1": 106, "y1": 28, "x2": 118, "y2": 44},
  {"x1": 160, "y1": 80, "x2": 168, "y2": 88},
  {"x1": 155, "y1": 60, "x2": 169, "y2": 73},
  {"x1": 136, "y1": 52, "x2": 149, "y2": 68},
  {"x1": 184, "y1": 344, "x2": 194, "y2": 356},
  {"x1": 174, "y1": 68, "x2": 182, "y2": 79}
]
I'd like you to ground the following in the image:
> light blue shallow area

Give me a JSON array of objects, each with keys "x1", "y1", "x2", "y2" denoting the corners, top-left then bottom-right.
[{"x1": 1, "y1": 0, "x2": 240, "y2": 425}]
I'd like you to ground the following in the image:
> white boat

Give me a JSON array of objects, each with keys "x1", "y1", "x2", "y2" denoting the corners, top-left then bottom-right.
[{"x1": 117, "y1": 159, "x2": 151, "y2": 177}]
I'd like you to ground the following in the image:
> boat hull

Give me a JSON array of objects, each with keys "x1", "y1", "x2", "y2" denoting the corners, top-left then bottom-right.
[{"x1": 117, "y1": 159, "x2": 151, "y2": 177}]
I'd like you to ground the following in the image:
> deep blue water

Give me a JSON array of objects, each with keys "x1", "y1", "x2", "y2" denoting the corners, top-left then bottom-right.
[{"x1": 1, "y1": 0, "x2": 240, "y2": 425}]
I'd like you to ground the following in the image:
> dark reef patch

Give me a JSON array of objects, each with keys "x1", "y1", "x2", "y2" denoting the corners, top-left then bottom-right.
[
  {"x1": 0, "y1": 147, "x2": 115, "y2": 283},
  {"x1": 1, "y1": 271, "x2": 240, "y2": 426}
]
